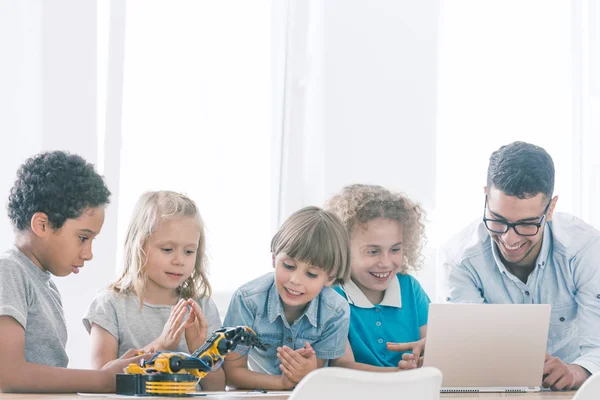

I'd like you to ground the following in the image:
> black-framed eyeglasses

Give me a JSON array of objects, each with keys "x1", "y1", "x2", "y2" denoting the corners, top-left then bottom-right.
[{"x1": 482, "y1": 196, "x2": 551, "y2": 237}]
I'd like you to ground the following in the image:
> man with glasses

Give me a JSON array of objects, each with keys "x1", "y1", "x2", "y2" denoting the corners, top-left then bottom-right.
[{"x1": 440, "y1": 141, "x2": 600, "y2": 391}]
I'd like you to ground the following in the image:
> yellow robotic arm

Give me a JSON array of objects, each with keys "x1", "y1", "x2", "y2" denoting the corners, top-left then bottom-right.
[{"x1": 117, "y1": 326, "x2": 265, "y2": 396}]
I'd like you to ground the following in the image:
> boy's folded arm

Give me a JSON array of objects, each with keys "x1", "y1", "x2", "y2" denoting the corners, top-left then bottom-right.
[
  {"x1": 0, "y1": 316, "x2": 114, "y2": 393},
  {"x1": 223, "y1": 353, "x2": 293, "y2": 391},
  {"x1": 330, "y1": 340, "x2": 360, "y2": 369}
]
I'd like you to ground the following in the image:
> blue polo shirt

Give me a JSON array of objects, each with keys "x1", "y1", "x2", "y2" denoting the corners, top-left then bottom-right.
[{"x1": 334, "y1": 273, "x2": 430, "y2": 367}]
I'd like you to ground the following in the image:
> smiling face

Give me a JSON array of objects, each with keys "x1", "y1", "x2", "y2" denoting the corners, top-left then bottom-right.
[
  {"x1": 143, "y1": 216, "x2": 201, "y2": 297},
  {"x1": 273, "y1": 253, "x2": 334, "y2": 311},
  {"x1": 485, "y1": 186, "x2": 556, "y2": 268},
  {"x1": 349, "y1": 218, "x2": 403, "y2": 304}
]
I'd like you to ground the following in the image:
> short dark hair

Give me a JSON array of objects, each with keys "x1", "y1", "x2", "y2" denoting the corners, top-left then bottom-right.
[
  {"x1": 487, "y1": 141, "x2": 554, "y2": 199},
  {"x1": 7, "y1": 151, "x2": 111, "y2": 231}
]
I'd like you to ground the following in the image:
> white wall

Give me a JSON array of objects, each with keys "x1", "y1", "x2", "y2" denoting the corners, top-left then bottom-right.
[
  {"x1": 0, "y1": 1, "x2": 43, "y2": 248},
  {"x1": 322, "y1": 0, "x2": 440, "y2": 297},
  {"x1": 322, "y1": 0, "x2": 438, "y2": 207},
  {"x1": 435, "y1": 1, "x2": 575, "y2": 238},
  {"x1": 0, "y1": 1, "x2": 118, "y2": 369},
  {"x1": 581, "y1": 0, "x2": 600, "y2": 228},
  {"x1": 278, "y1": 0, "x2": 440, "y2": 297},
  {"x1": 39, "y1": 1, "x2": 105, "y2": 371},
  {"x1": 4, "y1": 0, "x2": 595, "y2": 370}
]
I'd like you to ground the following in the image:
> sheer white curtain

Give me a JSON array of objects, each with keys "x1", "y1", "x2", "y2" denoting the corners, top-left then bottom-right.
[
  {"x1": 2, "y1": 0, "x2": 596, "y2": 369},
  {"x1": 578, "y1": 0, "x2": 600, "y2": 228},
  {"x1": 110, "y1": 1, "x2": 274, "y2": 315},
  {"x1": 0, "y1": 0, "x2": 113, "y2": 369},
  {"x1": 434, "y1": 0, "x2": 575, "y2": 248},
  {"x1": 276, "y1": 0, "x2": 600, "y2": 302},
  {"x1": 275, "y1": 0, "x2": 440, "y2": 296},
  {"x1": 434, "y1": 0, "x2": 600, "y2": 297},
  {"x1": 434, "y1": 0, "x2": 600, "y2": 246},
  {"x1": 272, "y1": 0, "x2": 326, "y2": 227}
]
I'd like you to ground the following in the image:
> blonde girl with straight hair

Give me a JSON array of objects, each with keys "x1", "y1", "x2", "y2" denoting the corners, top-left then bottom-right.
[{"x1": 83, "y1": 191, "x2": 224, "y2": 390}]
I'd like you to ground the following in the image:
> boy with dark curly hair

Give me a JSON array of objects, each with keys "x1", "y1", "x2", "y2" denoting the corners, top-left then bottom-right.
[{"x1": 0, "y1": 151, "x2": 146, "y2": 393}]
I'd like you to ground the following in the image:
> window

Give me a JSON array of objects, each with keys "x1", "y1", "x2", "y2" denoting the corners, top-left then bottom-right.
[
  {"x1": 434, "y1": 0, "x2": 575, "y2": 247},
  {"x1": 116, "y1": 1, "x2": 273, "y2": 307}
]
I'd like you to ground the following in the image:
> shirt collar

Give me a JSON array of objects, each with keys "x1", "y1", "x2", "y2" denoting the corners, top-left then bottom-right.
[
  {"x1": 266, "y1": 280, "x2": 319, "y2": 328},
  {"x1": 340, "y1": 275, "x2": 402, "y2": 308},
  {"x1": 491, "y1": 221, "x2": 552, "y2": 275},
  {"x1": 534, "y1": 224, "x2": 552, "y2": 270}
]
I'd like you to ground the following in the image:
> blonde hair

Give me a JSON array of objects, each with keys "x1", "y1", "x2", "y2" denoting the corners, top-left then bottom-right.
[
  {"x1": 325, "y1": 184, "x2": 426, "y2": 274},
  {"x1": 110, "y1": 191, "x2": 211, "y2": 303},
  {"x1": 271, "y1": 206, "x2": 351, "y2": 284}
]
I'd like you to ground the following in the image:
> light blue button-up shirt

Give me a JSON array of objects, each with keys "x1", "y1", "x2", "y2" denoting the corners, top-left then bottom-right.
[
  {"x1": 440, "y1": 212, "x2": 600, "y2": 374},
  {"x1": 223, "y1": 272, "x2": 349, "y2": 375}
]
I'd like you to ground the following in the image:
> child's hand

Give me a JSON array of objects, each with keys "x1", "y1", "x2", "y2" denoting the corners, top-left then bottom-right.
[
  {"x1": 101, "y1": 348, "x2": 153, "y2": 389},
  {"x1": 183, "y1": 298, "x2": 209, "y2": 353},
  {"x1": 387, "y1": 338, "x2": 425, "y2": 369},
  {"x1": 279, "y1": 371, "x2": 297, "y2": 390},
  {"x1": 149, "y1": 299, "x2": 189, "y2": 351},
  {"x1": 396, "y1": 352, "x2": 422, "y2": 369},
  {"x1": 277, "y1": 342, "x2": 317, "y2": 384}
]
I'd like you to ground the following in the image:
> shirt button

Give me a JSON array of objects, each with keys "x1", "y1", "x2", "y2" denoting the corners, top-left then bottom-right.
[
  {"x1": 375, "y1": 307, "x2": 380, "y2": 312},
  {"x1": 286, "y1": 337, "x2": 292, "y2": 343},
  {"x1": 559, "y1": 317, "x2": 565, "y2": 322},
  {"x1": 378, "y1": 338, "x2": 383, "y2": 344},
  {"x1": 597, "y1": 294, "x2": 600, "y2": 299},
  {"x1": 542, "y1": 261, "x2": 545, "y2": 266},
  {"x1": 525, "y1": 291, "x2": 530, "y2": 296},
  {"x1": 376, "y1": 321, "x2": 382, "y2": 327}
]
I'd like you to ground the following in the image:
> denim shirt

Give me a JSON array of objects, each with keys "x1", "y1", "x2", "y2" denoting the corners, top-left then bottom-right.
[
  {"x1": 223, "y1": 273, "x2": 349, "y2": 375},
  {"x1": 440, "y1": 212, "x2": 600, "y2": 374}
]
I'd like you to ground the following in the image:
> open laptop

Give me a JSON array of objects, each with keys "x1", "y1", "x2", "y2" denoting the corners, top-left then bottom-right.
[{"x1": 422, "y1": 303, "x2": 551, "y2": 393}]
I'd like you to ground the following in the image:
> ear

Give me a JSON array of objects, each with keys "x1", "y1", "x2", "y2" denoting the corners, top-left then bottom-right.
[
  {"x1": 483, "y1": 186, "x2": 488, "y2": 195},
  {"x1": 546, "y1": 195, "x2": 559, "y2": 221},
  {"x1": 30, "y1": 212, "x2": 50, "y2": 238},
  {"x1": 323, "y1": 276, "x2": 336, "y2": 287},
  {"x1": 271, "y1": 253, "x2": 276, "y2": 269}
]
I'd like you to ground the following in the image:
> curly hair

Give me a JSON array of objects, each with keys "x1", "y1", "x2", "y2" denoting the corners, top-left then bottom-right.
[
  {"x1": 7, "y1": 151, "x2": 111, "y2": 231},
  {"x1": 110, "y1": 191, "x2": 211, "y2": 304},
  {"x1": 325, "y1": 184, "x2": 426, "y2": 274}
]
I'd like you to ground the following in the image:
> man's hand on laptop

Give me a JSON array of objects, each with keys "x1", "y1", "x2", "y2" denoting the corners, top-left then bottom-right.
[
  {"x1": 386, "y1": 338, "x2": 425, "y2": 370},
  {"x1": 542, "y1": 354, "x2": 591, "y2": 391}
]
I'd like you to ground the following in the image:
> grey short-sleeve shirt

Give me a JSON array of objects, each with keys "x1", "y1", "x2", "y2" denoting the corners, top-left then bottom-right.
[
  {"x1": 83, "y1": 290, "x2": 222, "y2": 357},
  {"x1": 0, "y1": 247, "x2": 69, "y2": 367}
]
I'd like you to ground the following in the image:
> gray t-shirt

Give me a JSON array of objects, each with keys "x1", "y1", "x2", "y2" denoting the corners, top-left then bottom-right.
[
  {"x1": 83, "y1": 289, "x2": 222, "y2": 357},
  {"x1": 0, "y1": 247, "x2": 69, "y2": 367}
]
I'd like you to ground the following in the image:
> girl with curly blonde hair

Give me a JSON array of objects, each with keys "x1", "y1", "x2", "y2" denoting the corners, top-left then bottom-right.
[{"x1": 326, "y1": 184, "x2": 430, "y2": 371}]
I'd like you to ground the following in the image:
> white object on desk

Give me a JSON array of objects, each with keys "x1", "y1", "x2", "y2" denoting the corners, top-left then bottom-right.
[
  {"x1": 288, "y1": 366, "x2": 442, "y2": 400},
  {"x1": 573, "y1": 372, "x2": 600, "y2": 400}
]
